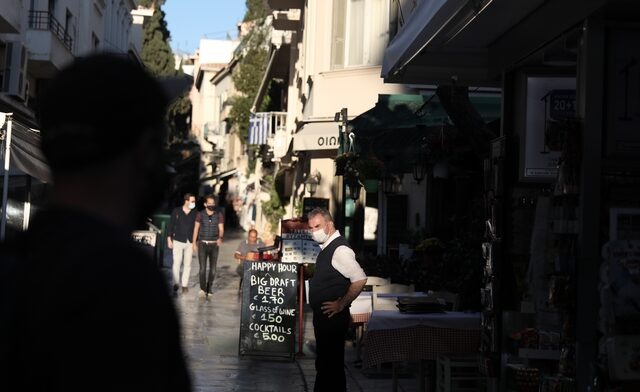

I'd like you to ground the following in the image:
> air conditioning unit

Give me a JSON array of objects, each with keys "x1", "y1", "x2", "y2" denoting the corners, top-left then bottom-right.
[{"x1": 1, "y1": 41, "x2": 28, "y2": 100}]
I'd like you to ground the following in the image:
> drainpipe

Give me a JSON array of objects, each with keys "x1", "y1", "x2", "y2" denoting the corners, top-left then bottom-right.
[{"x1": 1, "y1": 113, "x2": 13, "y2": 241}]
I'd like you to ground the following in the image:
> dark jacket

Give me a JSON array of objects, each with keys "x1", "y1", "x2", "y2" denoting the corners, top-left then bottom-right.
[
  {"x1": 0, "y1": 208, "x2": 192, "y2": 391},
  {"x1": 168, "y1": 207, "x2": 196, "y2": 242}
]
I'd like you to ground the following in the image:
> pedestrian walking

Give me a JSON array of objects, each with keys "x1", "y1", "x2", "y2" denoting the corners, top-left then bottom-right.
[
  {"x1": 192, "y1": 195, "x2": 224, "y2": 298},
  {"x1": 234, "y1": 228, "x2": 265, "y2": 289},
  {"x1": 307, "y1": 207, "x2": 367, "y2": 392},
  {"x1": 168, "y1": 193, "x2": 197, "y2": 294},
  {"x1": 0, "y1": 54, "x2": 191, "y2": 391}
]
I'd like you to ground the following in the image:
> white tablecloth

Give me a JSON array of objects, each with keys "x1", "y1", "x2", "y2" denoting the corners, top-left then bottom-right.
[
  {"x1": 350, "y1": 295, "x2": 373, "y2": 314},
  {"x1": 367, "y1": 310, "x2": 481, "y2": 331},
  {"x1": 376, "y1": 292, "x2": 428, "y2": 298}
]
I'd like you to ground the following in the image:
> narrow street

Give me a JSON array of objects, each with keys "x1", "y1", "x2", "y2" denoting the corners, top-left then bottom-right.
[{"x1": 164, "y1": 228, "x2": 426, "y2": 392}]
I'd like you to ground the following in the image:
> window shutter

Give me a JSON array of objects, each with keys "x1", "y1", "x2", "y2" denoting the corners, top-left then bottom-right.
[{"x1": 330, "y1": 0, "x2": 347, "y2": 70}]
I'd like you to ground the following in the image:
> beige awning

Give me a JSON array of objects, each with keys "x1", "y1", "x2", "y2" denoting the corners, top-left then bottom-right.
[{"x1": 292, "y1": 122, "x2": 339, "y2": 151}]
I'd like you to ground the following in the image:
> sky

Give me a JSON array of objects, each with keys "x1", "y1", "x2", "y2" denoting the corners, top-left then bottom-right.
[{"x1": 163, "y1": 0, "x2": 247, "y2": 55}]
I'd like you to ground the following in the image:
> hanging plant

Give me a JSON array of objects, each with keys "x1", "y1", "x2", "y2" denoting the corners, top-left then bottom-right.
[
  {"x1": 353, "y1": 155, "x2": 385, "y2": 181},
  {"x1": 334, "y1": 152, "x2": 358, "y2": 176},
  {"x1": 261, "y1": 175, "x2": 285, "y2": 230},
  {"x1": 415, "y1": 237, "x2": 445, "y2": 253}
]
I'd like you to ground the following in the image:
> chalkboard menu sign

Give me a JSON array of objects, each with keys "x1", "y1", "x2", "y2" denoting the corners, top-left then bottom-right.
[{"x1": 239, "y1": 261, "x2": 298, "y2": 359}]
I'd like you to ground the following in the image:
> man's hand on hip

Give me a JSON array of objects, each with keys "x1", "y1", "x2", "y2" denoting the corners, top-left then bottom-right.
[{"x1": 321, "y1": 298, "x2": 345, "y2": 318}]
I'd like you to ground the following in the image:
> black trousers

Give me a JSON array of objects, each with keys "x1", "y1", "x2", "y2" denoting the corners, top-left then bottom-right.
[
  {"x1": 312, "y1": 306, "x2": 349, "y2": 392},
  {"x1": 197, "y1": 241, "x2": 219, "y2": 293}
]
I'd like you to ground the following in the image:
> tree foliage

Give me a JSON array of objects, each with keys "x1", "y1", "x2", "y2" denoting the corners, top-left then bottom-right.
[
  {"x1": 140, "y1": 4, "x2": 191, "y2": 144},
  {"x1": 137, "y1": 0, "x2": 164, "y2": 8},
  {"x1": 243, "y1": 0, "x2": 268, "y2": 22},
  {"x1": 229, "y1": 0, "x2": 270, "y2": 142},
  {"x1": 141, "y1": 8, "x2": 174, "y2": 77},
  {"x1": 261, "y1": 175, "x2": 286, "y2": 230}
]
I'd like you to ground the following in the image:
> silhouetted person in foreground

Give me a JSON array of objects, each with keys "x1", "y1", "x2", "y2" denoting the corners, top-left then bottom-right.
[{"x1": 0, "y1": 54, "x2": 191, "y2": 391}]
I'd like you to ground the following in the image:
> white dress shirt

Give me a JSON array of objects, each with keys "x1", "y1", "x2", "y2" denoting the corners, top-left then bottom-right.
[{"x1": 318, "y1": 230, "x2": 367, "y2": 283}]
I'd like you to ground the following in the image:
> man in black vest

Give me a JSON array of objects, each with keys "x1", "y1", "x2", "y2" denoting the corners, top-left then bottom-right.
[
  {"x1": 307, "y1": 207, "x2": 367, "y2": 392},
  {"x1": 192, "y1": 194, "x2": 224, "y2": 298}
]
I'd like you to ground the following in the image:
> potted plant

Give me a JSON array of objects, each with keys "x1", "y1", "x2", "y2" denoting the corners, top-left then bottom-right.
[
  {"x1": 354, "y1": 155, "x2": 385, "y2": 192},
  {"x1": 334, "y1": 152, "x2": 358, "y2": 176},
  {"x1": 415, "y1": 237, "x2": 445, "y2": 266},
  {"x1": 354, "y1": 156, "x2": 385, "y2": 180}
]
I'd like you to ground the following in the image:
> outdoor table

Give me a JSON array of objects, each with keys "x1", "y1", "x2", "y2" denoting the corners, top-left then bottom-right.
[
  {"x1": 350, "y1": 292, "x2": 430, "y2": 323},
  {"x1": 362, "y1": 310, "x2": 481, "y2": 392}
]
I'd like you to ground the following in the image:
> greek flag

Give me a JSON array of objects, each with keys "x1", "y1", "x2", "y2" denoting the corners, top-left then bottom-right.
[{"x1": 248, "y1": 113, "x2": 270, "y2": 145}]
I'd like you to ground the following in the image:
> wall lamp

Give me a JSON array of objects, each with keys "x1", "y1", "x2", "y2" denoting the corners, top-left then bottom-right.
[{"x1": 304, "y1": 171, "x2": 321, "y2": 195}]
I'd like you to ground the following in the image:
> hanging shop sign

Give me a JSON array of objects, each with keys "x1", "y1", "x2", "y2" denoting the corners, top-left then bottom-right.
[
  {"x1": 522, "y1": 76, "x2": 576, "y2": 180},
  {"x1": 606, "y1": 29, "x2": 640, "y2": 159}
]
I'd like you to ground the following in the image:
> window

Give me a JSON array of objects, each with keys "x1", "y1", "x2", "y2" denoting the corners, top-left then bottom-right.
[
  {"x1": 92, "y1": 33, "x2": 100, "y2": 49},
  {"x1": 331, "y1": 0, "x2": 390, "y2": 69}
]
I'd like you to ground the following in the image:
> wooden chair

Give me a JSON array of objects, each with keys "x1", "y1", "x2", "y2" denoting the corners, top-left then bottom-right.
[
  {"x1": 372, "y1": 283, "x2": 415, "y2": 310},
  {"x1": 365, "y1": 276, "x2": 391, "y2": 287},
  {"x1": 363, "y1": 276, "x2": 390, "y2": 310},
  {"x1": 351, "y1": 277, "x2": 391, "y2": 364},
  {"x1": 436, "y1": 354, "x2": 483, "y2": 392}
]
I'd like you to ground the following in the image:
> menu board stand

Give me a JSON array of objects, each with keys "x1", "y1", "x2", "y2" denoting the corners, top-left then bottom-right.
[
  {"x1": 280, "y1": 218, "x2": 319, "y2": 357},
  {"x1": 239, "y1": 261, "x2": 298, "y2": 360},
  {"x1": 297, "y1": 263, "x2": 305, "y2": 357}
]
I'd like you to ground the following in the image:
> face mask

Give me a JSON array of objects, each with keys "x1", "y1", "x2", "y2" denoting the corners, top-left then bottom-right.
[
  {"x1": 206, "y1": 205, "x2": 215, "y2": 211},
  {"x1": 312, "y1": 228, "x2": 330, "y2": 244},
  {"x1": 188, "y1": 202, "x2": 195, "y2": 210}
]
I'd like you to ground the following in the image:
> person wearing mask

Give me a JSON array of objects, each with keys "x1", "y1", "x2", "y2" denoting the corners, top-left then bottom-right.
[
  {"x1": 307, "y1": 207, "x2": 367, "y2": 392},
  {"x1": 234, "y1": 229, "x2": 265, "y2": 289},
  {"x1": 0, "y1": 54, "x2": 191, "y2": 390},
  {"x1": 192, "y1": 195, "x2": 224, "y2": 298},
  {"x1": 168, "y1": 193, "x2": 197, "y2": 294}
]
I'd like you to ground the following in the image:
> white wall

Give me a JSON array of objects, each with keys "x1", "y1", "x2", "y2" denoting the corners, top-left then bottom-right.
[
  {"x1": 24, "y1": 0, "x2": 138, "y2": 64},
  {"x1": 0, "y1": 0, "x2": 26, "y2": 34},
  {"x1": 189, "y1": 39, "x2": 241, "y2": 196},
  {"x1": 198, "y1": 39, "x2": 238, "y2": 65},
  {"x1": 297, "y1": 0, "x2": 409, "y2": 122},
  {"x1": 289, "y1": 0, "x2": 410, "y2": 192}
]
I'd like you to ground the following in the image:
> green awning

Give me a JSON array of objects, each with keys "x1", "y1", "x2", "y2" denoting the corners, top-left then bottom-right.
[
  {"x1": 348, "y1": 93, "x2": 501, "y2": 170},
  {"x1": 350, "y1": 93, "x2": 501, "y2": 131}
]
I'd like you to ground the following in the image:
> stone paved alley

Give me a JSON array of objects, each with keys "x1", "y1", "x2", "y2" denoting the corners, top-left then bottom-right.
[{"x1": 164, "y1": 228, "x2": 427, "y2": 392}]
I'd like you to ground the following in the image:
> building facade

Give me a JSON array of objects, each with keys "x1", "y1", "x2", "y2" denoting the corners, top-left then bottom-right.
[
  {"x1": 258, "y1": 0, "x2": 412, "y2": 246},
  {"x1": 379, "y1": 0, "x2": 640, "y2": 390},
  {"x1": 189, "y1": 38, "x2": 240, "y2": 197},
  {"x1": 0, "y1": 0, "x2": 146, "y2": 239}
]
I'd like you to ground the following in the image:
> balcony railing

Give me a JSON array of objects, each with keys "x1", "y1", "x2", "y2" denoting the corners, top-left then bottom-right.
[
  {"x1": 28, "y1": 11, "x2": 73, "y2": 52},
  {"x1": 248, "y1": 112, "x2": 287, "y2": 146}
]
